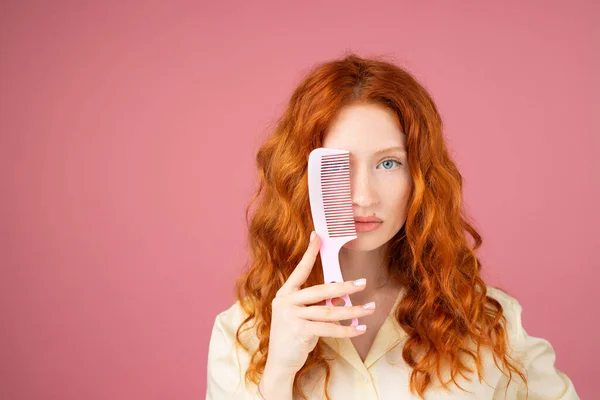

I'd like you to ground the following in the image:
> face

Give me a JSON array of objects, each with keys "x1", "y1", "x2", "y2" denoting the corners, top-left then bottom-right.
[{"x1": 322, "y1": 103, "x2": 412, "y2": 252}]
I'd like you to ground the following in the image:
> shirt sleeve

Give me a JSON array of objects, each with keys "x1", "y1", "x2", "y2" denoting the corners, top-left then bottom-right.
[
  {"x1": 492, "y1": 299, "x2": 579, "y2": 400},
  {"x1": 206, "y1": 311, "x2": 262, "y2": 400}
]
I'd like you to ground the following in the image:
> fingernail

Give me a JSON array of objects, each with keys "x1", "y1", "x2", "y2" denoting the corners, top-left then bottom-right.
[
  {"x1": 362, "y1": 302, "x2": 376, "y2": 310},
  {"x1": 353, "y1": 278, "x2": 366, "y2": 287},
  {"x1": 310, "y1": 231, "x2": 316, "y2": 242},
  {"x1": 356, "y1": 325, "x2": 367, "y2": 331}
]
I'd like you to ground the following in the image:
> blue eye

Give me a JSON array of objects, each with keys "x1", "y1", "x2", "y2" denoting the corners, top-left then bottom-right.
[{"x1": 378, "y1": 159, "x2": 402, "y2": 170}]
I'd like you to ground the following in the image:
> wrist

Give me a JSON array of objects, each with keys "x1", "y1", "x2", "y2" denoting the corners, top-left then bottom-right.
[{"x1": 259, "y1": 364, "x2": 295, "y2": 399}]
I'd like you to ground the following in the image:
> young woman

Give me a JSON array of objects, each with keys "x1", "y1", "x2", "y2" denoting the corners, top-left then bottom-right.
[{"x1": 206, "y1": 54, "x2": 579, "y2": 399}]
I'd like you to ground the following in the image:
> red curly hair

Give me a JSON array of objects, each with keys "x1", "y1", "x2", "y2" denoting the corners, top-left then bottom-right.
[{"x1": 233, "y1": 53, "x2": 528, "y2": 399}]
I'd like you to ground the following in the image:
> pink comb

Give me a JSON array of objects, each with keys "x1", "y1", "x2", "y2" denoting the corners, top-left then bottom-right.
[{"x1": 308, "y1": 148, "x2": 359, "y2": 327}]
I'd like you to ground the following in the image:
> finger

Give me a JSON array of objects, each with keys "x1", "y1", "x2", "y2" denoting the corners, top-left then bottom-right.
[
  {"x1": 304, "y1": 319, "x2": 367, "y2": 338},
  {"x1": 295, "y1": 304, "x2": 375, "y2": 322},
  {"x1": 280, "y1": 231, "x2": 321, "y2": 294},
  {"x1": 290, "y1": 279, "x2": 367, "y2": 306}
]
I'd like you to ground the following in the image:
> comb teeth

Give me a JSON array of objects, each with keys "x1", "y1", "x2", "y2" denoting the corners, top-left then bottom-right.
[{"x1": 321, "y1": 153, "x2": 356, "y2": 238}]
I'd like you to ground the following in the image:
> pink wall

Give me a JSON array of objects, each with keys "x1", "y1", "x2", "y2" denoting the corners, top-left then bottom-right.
[{"x1": 1, "y1": 1, "x2": 597, "y2": 398}]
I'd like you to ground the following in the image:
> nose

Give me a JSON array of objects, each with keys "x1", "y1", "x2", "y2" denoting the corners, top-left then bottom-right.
[{"x1": 351, "y1": 165, "x2": 379, "y2": 209}]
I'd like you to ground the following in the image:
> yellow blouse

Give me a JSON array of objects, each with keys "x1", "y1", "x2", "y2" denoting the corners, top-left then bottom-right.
[{"x1": 206, "y1": 286, "x2": 579, "y2": 399}]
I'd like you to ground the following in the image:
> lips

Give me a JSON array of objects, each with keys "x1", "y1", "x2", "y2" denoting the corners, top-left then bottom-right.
[
  {"x1": 354, "y1": 216, "x2": 383, "y2": 223},
  {"x1": 354, "y1": 218, "x2": 382, "y2": 233}
]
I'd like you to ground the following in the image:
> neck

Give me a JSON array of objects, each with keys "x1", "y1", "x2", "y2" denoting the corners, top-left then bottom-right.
[{"x1": 338, "y1": 243, "x2": 392, "y2": 292}]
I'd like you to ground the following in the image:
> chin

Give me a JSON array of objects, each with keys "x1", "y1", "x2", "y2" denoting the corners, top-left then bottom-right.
[
  {"x1": 343, "y1": 222, "x2": 405, "y2": 252},
  {"x1": 344, "y1": 233, "x2": 390, "y2": 252}
]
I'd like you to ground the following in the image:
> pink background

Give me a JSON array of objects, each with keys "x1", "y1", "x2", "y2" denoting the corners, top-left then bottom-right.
[{"x1": 1, "y1": 1, "x2": 597, "y2": 398}]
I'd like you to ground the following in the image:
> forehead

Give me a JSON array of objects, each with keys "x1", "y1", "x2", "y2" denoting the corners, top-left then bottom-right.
[{"x1": 323, "y1": 103, "x2": 406, "y2": 153}]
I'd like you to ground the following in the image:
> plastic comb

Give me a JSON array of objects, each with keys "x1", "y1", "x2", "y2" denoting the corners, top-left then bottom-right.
[{"x1": 307, "y1": 147, "x2": 358, "y2": 327}]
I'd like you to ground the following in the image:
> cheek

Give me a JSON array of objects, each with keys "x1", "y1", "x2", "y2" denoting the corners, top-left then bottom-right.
[
  {"x1": 382, "y1": 179, "x2": 411, "y2": 209},
  {"x1": 385, "y1": 194, "x2": 411, "y2": 231}
]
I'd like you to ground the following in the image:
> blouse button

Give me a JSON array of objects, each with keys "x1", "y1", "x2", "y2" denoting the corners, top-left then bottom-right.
[{"x1": 363, "y1": 376, "x2": 369, "y2": 383}]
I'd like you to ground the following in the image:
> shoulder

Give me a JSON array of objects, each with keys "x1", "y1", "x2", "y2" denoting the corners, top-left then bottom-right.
[
  {"x1": 213, "y1": 300, "x2": 247, "y2": 334},
  {"x1": 484, "y1": 285, "x2": 524, "y2": 344},
  {"x1": 207, "y1": 300, "x2": 263, "y2": 398},
  {"x1": 485, "y1": 284, "x2": 521, "y2": 309},
  {"x1": 210, "y1": 298, "x2": 259, "y2": 350},
  {"x1": 483, "y1": 287, "x2": 580, "y2": 398}
]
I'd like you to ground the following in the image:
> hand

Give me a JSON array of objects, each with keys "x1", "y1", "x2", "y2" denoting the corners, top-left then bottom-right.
[{"x1": 265, "y1": 232, "x2": 375, "y2": 376}]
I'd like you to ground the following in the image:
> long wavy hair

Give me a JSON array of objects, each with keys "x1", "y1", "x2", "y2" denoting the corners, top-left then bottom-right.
[{"x1": 233, "y1": 53, "x2": 528, "y2": 399}]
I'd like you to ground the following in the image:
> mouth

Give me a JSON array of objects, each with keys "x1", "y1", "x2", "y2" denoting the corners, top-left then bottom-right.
[
  {"x1": 354, "y1": 220, "x2": 383, "y2": 233},
  {"x1": 354, "y1": 216, "x2": 383, "y2": 223},
  {"x1": 354, "y1": 216, "x2": 383, "y2": 233}
]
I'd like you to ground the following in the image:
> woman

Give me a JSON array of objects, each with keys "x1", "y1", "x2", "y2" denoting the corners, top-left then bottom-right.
[{"x1": 206, "y1": 54, "x2": 579, "y2": 399}]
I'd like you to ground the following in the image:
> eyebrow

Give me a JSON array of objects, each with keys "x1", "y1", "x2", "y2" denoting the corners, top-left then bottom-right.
[{"x1": 374, "y1": 146, "x2": 406, "y2": 155}]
